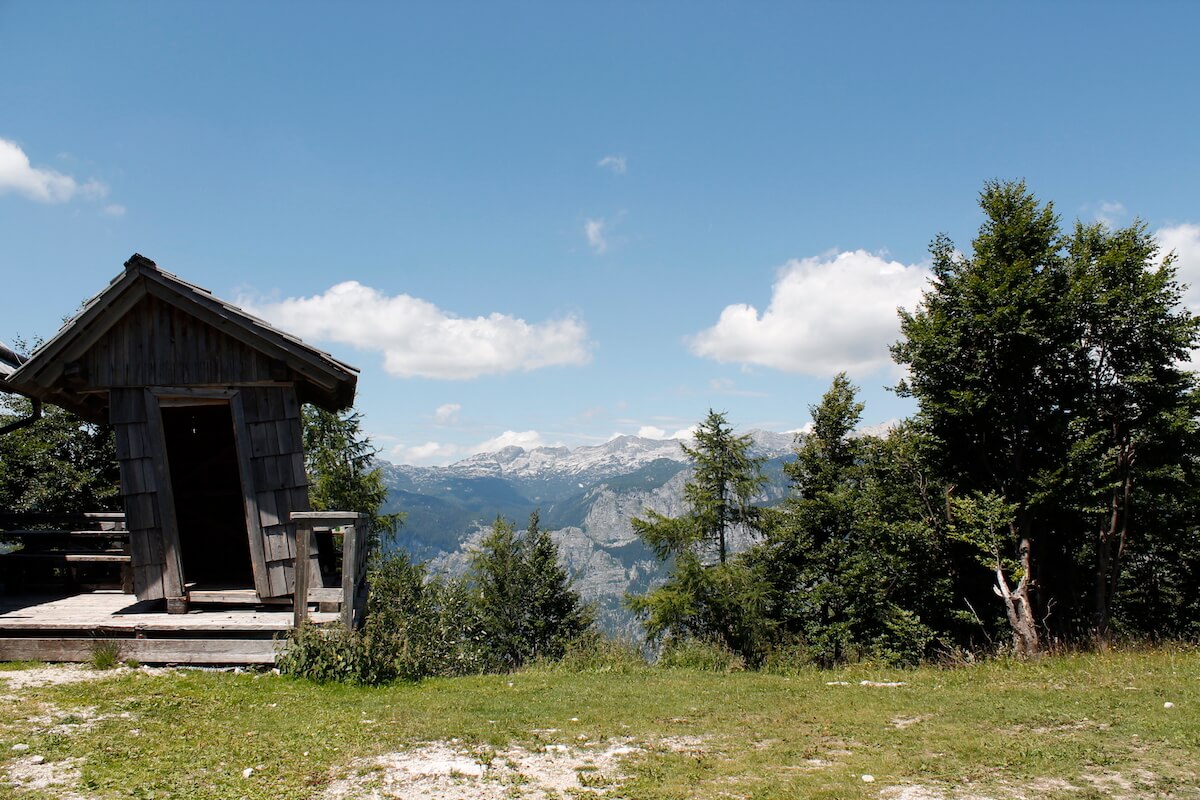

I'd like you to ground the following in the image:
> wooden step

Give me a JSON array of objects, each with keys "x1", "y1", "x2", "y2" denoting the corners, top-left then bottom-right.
[{"x1": 0, "y1": 636, "x2": 285, "y2": 665}]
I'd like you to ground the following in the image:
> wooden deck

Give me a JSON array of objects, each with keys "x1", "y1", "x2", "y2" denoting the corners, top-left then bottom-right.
[{"x1": 0, "y1": 591, "x2": 339, "y2": 665}]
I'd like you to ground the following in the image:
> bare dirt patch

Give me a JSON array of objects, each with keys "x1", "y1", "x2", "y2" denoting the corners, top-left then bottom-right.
[
  {"x1": 323, "y1": 736, "x2": 701, "y2": 799},
  {"x1": 0, "y1": 664, "x2": 158, "y2": 691},
  {"x1": 3, "y1": 755, "x2": 92, "y2": 799}
]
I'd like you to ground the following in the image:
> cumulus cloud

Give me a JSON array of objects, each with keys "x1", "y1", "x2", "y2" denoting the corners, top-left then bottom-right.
[
  {"x1": 638, "y1": 425, "x2": 667, "y2": 439},
  {"x1": 597, "y1": 155, "x2": 627, "y2": 175},
  {"x1": 585, "y1": 218, "x2": 609, "y2": 253},
  {"x1": 670, "y1": 425, "x2": 698, "y2": 442},
  {"x1": 0, "y1": 139, "x2": 108, "y2": 203},
  {"x1": 102, "y1": 203, "x2": 126, "y2": 217},
  {"x1": 1157, "y1": 223, "x2": 1200, "y2": 312},
  {"x1": 245, "y1": 282, "x2": 592, "y2": 380},
  {"x1": 434, "y1": 403, "x2": 461, "y2": 424},
  {"x1": 1157, "y1": 223, "x2": 1200, "y2": 371},
  {"x1": 475, "y1": 430, "x2": 545, "y2": 453},
  {"x1": 390, "y1": 441, "x2": 461, "y2": 466},
  {"x1": 688, "y1": 250, "x2": 931, "y2": 377}
]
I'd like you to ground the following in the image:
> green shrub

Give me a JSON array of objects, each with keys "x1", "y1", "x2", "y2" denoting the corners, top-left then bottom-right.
[
  {"x1": 471, "y1": 512, "x2": 594, "y2": 670},
  {"x1": 546, "y1": 632, "x2": 648, "y2": 673},
  {"x1": 279, "y1": 553, "x2": 488, "y2": 685},
  {"x1": 657, "y1": 637, "x2": 745, "y2": 672},
  {"x1": 276, "y1": 622, "x2": 365, "y2": 683}
]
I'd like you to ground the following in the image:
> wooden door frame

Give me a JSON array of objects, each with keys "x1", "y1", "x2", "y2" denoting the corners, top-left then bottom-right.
[{"x1": 150, "y1": 388, "x2": 271, "y2": 600}]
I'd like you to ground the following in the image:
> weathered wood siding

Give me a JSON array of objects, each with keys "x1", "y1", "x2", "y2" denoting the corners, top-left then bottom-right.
[
  {"x1": 237, "y1": 386, "x2": 319, "y2": 597},
  {"x1": 83, "y1": 294, "x2": 281, "y2": 388},
  {"x1": 111, "y1": 388, "x2": 184, "y2": 602}
]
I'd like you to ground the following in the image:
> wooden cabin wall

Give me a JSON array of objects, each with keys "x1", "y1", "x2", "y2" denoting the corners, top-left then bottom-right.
[
  {"x1": 84, "y1": 295, "x2": 280, "y2": 388},
  {"x1": 235, "y1": 386, "x2": 320, "y2": 597},
  {"x1": 110, "y1": 388, "x2": 184, "y2": 602}
]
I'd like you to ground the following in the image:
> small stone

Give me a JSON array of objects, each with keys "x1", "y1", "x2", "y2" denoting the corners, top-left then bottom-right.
[
  {"x1": 862, "y1": 774, "x2": 876, "y2": 783},
  {"x1": 569, "y1": 717, "x2": 580, "y2": 722},
  {"x1": 12, "y1": 744, "x2": 29, "y2": 752},
  {"x1": 242, "y1": 767, "x2": 254, "y2": 778},
  {"x1": 29, "y1": 755, "x2": 44, "y2": 765},
  {"x1": 1164, "y1": 701, "x2": 1175, "y2": 709}
]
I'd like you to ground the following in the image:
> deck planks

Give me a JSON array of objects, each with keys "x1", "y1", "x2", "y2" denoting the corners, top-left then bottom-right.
[{"x1": 0, "y1": 591, "x2": 337, "y2": 664}]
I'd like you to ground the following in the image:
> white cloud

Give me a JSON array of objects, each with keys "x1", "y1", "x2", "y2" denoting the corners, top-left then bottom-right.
[
  {"x1": 475, "y1": 430, "x2": 545, "y2": 453},
  {"x1": 670, "y1": 425, "x2": 698, "y2": 442},
  {"x1": 585, "y1": 218, "x2": 609, "y2": 254},
  {"x1": 638, "y1": 425, "x2": 667, "y2": 439},
  {"x1": 0, "y1": 139, "x2": 108, "y2": 203},
  {"x1": 245, "y1": 281, "x2": 592, "y2": 380},
  {"x1": 434, "y1": 403, "x2": 461, "y2": 424},
  {"x1": 1157, "y1": 223, "x2": 1200, "y2": 371},
  {"x1": 390, "y1": 441, "x2": 461, "y2": 466},
  {"x1": 1094, "y1": 201, "x2": 1126, "y2": 226},
  {"x1": 102, "y1": 203, "x2": 126, "y2": 217},
  {"x1": 597, "y1": 155, "x2": 627, "y2": 175},
  {"x1": 688, "y1": 250, "x2": 931, "y2": 377},
  {"x1": 1157, "y1": 223, "x2": 1200, "y2": 312},
  {"x1": 708, "y1": 377, "x2": 767, "y2": 397}
]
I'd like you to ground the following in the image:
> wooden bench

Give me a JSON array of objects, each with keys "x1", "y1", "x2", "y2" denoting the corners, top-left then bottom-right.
[{"x1": 0, "y1": 512, "x2": 131, "y2": 593}]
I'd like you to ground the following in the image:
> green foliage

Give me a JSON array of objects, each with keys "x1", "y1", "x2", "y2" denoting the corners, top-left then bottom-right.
[
  {"x1": 470, "y1": 511, "x2": 595, "y2": 670},
  {"x1": 947, "y1": 491, "x2": 1020, "y2": 572},
  {"x1": 629, "y1": 411, "x2": 773, "y2": 663},
  {"x1": 628, "y1": 551, "x2": 774, "y2": 664},
  {"x1": 302, "y1": 405, "x2": 401, "y2": 540},
  {"x1": 656, "y1": 636, "x2": 746, "y2": 672},
  {"x1": 680, "y1": 410, "x2": 768, "y2": 564},
  {"x1": 0, "y1": 394, "x2": 120, "y2": 513},
  {"x1": 545, "y1": 631, "x2": 649, "y2": 673},
  {"x1": 893, "y1": 180, "x2": 1200, "y2": 649},
  {"x1": 762, "y1": 376, "x2": 941, "y2": 666},
  {"x1": 282, "y1": 512, "x2": 592, "y2": 684},
  {"x1": 275, "y1": 621, "x2": 365, "y2": 683},
  {"x1": 279, "y1": 553, "x2": 487, "y2": 684}
]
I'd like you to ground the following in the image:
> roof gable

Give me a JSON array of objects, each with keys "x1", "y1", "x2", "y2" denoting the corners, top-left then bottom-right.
[{"x1": 8, "y1": 254, "x2": 358, "y2": 420}]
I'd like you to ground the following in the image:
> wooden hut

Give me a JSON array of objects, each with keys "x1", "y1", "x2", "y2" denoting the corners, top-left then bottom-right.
[{"x1": 5, "y1": 254, "x2": 359, "y2": 613}]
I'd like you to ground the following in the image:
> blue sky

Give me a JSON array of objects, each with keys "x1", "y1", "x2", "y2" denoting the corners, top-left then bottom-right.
[{"x1": 3, "y1": 2, "x2": 1199, "y2": 465}]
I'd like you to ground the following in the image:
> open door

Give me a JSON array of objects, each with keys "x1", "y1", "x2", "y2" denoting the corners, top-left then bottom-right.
[{"x1": 160, "y1": 402, "x2": 256, "y2": 591}]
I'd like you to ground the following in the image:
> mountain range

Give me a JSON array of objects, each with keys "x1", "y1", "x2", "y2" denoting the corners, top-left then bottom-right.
[{"x1": 377, "y1": 430, "x2": 798, "y2": 637}]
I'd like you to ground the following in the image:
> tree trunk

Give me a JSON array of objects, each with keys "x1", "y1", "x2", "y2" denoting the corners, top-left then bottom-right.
[
  {"x1": 1093, "y1": 439, "x2": 1133, "y2": 641},
  {"x1": 995, "y1": 530, "x2": 1040, "y2": 657}
]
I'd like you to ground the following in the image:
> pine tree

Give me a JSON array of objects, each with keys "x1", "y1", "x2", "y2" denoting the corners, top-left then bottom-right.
[
  {"x1": 302, "y1": 405, "x2": 400, "y2": 540},
  {"x1": 470, "y1": 511, "x2": 592, "y2": 669},
  {"x1": 628, "y1": 410, "x2": 773, "y2": 661}
]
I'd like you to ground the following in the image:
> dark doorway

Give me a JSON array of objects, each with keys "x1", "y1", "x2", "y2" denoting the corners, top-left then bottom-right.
[{"x1": 160, "y1": 403, "x2": 254, "y2": 588}]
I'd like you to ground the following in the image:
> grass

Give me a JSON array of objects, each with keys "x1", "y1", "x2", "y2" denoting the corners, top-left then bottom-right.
[{"x1": 0, "y1": 647, "x2": 1197, "y2": 799}]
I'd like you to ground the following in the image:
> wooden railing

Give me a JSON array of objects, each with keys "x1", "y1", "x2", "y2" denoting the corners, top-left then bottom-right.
[
  {"x1": 290, "y1": 511, "x2": 371, "y2": 629},
  {"x1": 0, "y1": 512, "x2": 131, "y2": 592}
]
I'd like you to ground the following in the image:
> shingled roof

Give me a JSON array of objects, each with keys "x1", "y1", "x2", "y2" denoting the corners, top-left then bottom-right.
[{"x1": 6, "y1": 254, "x2": 359, "y2": 421}]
